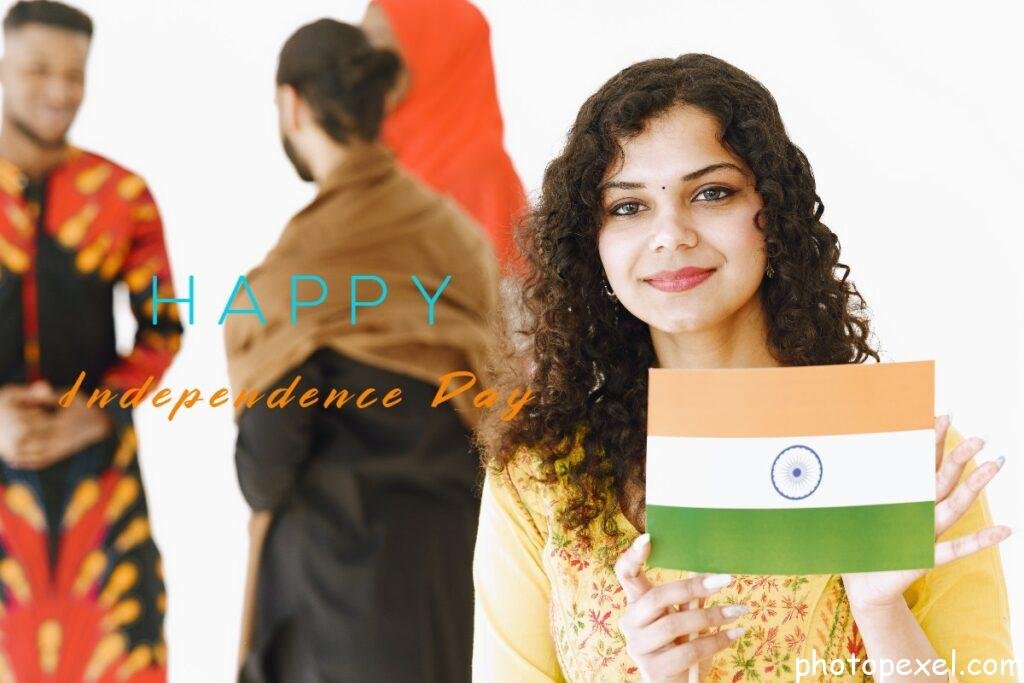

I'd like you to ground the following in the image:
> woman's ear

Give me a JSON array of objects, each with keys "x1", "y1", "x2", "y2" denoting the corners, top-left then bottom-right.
[
  {"x1": 360, "y1": 3, "x2": 394, "y2": 49},
  {"x1": 754, "y1": 209, "x2": 769, "y2": 231}
]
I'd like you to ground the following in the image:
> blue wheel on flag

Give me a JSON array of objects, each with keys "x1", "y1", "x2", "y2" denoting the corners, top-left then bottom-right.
[{"x1": 771, "y1": 445, "x2": 822, "y2": 500}]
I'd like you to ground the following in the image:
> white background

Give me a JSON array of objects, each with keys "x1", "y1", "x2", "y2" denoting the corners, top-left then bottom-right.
[{"x1": 3, "y1": 1, "x2": 1022, "y2": 678}]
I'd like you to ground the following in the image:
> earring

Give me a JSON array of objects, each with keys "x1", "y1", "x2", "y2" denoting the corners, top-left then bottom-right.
[
  {"x1": 603, "y1": 281, "x2": 617, "y2": 300},
  {"x1": 765, "y1": 262, "x2": 775, "y2": 279}
]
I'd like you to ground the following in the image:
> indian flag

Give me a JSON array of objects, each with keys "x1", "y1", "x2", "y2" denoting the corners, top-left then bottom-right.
[{"x1": 645, "y1": 361, "x2": 935, "y2": 575}]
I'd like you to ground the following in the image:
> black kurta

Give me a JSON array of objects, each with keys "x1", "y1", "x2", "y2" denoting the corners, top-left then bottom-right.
[{"x1": 236, "y1": 347, "x2": 480, "y2": 683}]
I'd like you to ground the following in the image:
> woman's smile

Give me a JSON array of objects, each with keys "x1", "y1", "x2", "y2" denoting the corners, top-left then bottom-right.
[{"x1": 642, "y1": 266, "x2": 716, "y2": 293}]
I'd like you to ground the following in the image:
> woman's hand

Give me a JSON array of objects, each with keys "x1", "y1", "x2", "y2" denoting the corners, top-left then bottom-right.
[
  {"x1": 614, "y1": 533, "x2": 747, "y2": 682},
  {"x1": 841, "y1": 414, "x2": 1011, "y2": 611}
]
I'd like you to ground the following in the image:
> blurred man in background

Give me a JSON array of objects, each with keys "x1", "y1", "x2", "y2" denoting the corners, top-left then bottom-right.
[
  {"x1": 226, "y1": 18, "x2": 499, "y2": 683},
  {"x1": 0, "y1": 2, "x2": 180, "y2": 680}
]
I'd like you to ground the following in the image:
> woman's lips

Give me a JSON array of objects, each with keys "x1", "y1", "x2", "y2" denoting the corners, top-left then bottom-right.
[{"x1": 643, "y1": 267, "x2": 716, "y2": 293}]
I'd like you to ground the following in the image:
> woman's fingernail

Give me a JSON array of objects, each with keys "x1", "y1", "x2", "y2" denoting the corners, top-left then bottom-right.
[
  {"x1": 703, "y1": 573, "x2": 733, "y2": 590},
  {"x1": 726, "y1": 627, "x2": 745, "y2": 641},
  {"x1": 721, "y1": 604, "x2": 749, "y2": 619},
  {"x1": 946, "y1": 411, "x2": 953, "y2": 424},
  {"x1": 995, "y1": 456, "x2": 1005, "y2": 469},
  {"x1": 634, "y1": 533, "x2": 651, "y2": 548}
]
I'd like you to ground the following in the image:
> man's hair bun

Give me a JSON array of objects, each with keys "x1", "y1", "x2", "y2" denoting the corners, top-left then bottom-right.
[{"x1": 277, "y1": 19, "x2": 405, "y2": 143}]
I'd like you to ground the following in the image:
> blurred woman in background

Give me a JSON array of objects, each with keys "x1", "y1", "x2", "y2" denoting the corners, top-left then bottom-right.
[{"x1": 363, "y1": 0, "x2": 526, "y2": 271}]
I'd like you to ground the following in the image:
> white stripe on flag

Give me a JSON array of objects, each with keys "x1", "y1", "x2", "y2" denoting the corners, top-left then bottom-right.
[{"x1": 646, "y1": 429, "x2": 934, "y2": 509}]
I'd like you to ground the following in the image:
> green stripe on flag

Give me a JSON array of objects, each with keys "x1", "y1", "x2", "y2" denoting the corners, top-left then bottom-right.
[{"x1": 646, "y1": 501, "x2": 934, "y2": 575}]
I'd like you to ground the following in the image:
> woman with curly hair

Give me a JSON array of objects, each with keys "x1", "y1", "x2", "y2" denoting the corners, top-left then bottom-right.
[{"x1": 472, "y1": 54, "x2": 1014, "y2": 682}]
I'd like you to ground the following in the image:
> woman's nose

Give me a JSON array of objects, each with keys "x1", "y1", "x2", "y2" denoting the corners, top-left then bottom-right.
[{"x1": 648, "y1": 207, "x2": 698, "y2": 252}]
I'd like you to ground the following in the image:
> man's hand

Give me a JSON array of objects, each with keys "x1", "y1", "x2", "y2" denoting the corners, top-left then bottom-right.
[
  {"x1": 0, "y1": 382, "x2": 58, "y2": 465},
  {"x1": 0, "y1": 381, "x2": 113, "y2": 470}
]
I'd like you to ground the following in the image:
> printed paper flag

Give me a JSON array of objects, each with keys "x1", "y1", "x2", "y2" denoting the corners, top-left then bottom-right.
[{"x1": 645, "y1": 361, "x2": 935, "y2": 575}]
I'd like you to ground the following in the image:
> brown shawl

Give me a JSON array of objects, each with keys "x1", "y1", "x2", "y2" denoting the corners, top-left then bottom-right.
[{"x1": 223, "y1": 141, "x2": 499, "y2": 428}]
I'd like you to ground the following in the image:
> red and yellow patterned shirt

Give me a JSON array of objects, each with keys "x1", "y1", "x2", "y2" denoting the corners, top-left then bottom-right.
[{"x1": 0, "y1": 148, "x2": 180, "y2": 682}]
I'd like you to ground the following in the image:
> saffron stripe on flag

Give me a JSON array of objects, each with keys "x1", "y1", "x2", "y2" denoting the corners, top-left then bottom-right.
[
  {"x1": 648, "y1": 361, "x2": 934, "y2": 438},
  {"x1": 646, "y1": 501, "x2": 934, "y2": 575}
]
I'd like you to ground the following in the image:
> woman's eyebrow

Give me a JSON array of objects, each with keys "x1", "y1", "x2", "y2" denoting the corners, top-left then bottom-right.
[
  {"x1": 598, "y1": 179, "x2": 644, "y2": 192},
  {"x1": 682, "y1": 162, "x2": 743, "y2": 181}
]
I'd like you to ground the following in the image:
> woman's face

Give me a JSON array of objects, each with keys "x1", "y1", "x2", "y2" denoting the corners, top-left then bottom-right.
[{"x1": 597, "y1": 104, "x2": 767, "y2": 336}]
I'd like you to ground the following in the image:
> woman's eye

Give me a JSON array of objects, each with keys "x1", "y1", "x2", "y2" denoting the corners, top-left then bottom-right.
[
  {"x1": 694, "y1": 187, "x2": 733, "y2": 202},
  {"x1": 610, "y1": 201, "x2": 643, "y2": 216}
]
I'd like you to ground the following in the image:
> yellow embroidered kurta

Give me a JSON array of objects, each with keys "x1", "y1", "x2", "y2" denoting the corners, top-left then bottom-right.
[{"x1": 473, "y1": 427, "x2": 1016, "y2": 682}]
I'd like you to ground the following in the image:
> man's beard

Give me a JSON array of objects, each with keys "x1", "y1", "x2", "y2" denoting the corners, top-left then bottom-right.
[
  {"x1": 9, "y1": 113, "x2": 69, "y2": 150},
  {"x1": 281, "y1": 135, "x2": 313, "y2": 182}
]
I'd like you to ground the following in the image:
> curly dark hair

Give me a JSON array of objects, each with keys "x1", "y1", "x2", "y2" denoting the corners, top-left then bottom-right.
[{"x1": 478, "y1": 53, "x2": 879, "y2": 545}]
